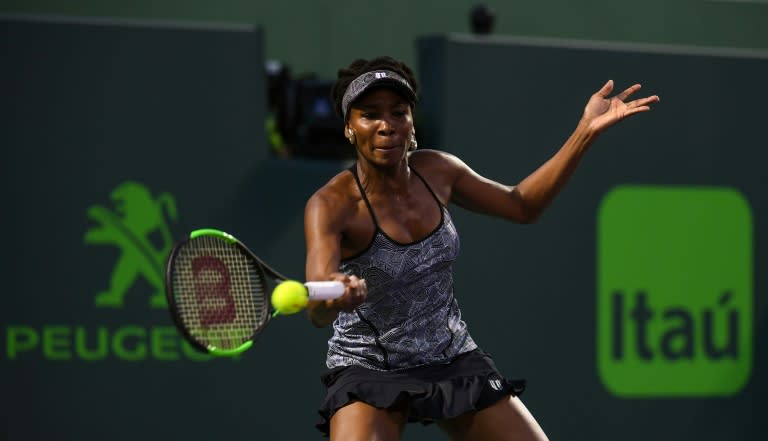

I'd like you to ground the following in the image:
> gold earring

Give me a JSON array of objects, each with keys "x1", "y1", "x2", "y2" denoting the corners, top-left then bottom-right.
[
  {"x1": 348, "y1": 132, "x2": 356, "y2": 145},
  {"x1": 409, "y1": 133, "x2": 418, "y2": 151}
]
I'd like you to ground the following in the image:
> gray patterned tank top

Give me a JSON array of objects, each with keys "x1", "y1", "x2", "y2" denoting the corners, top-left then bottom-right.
[{"x1": 326, "y1": 165, "x2": 477, "y2": 371}]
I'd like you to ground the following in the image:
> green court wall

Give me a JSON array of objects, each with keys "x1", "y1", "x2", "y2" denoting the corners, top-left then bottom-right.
[
  {"x1": 2, "y1": 13, "x2": 767, "y2": 441},
  {"x1": 1, "y1": 0, "x2": 766, "y2": 78},
  {"x1": 415, "y1": 34, "x2": 767, "y2": 441}
]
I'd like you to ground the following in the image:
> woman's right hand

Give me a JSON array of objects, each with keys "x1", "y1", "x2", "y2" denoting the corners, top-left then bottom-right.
[{"x1": 328, "y1": 272, "x2": 367, "y2": 312}]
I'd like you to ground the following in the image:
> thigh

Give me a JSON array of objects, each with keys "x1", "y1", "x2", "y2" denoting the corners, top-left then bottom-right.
[
  {"x1": 330, "y1": 400, "x2": 408, "y2": 441},
  {"x1": 437, "y1": 395, "x2": 549, "y2": 441}
]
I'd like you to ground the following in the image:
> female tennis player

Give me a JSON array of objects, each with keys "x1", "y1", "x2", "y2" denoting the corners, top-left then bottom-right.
[{"x1": 304, "y1": 56, "x2": 659, "y2": 440}]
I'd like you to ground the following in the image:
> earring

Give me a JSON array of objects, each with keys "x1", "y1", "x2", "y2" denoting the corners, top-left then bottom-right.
[
  {"x1": 409, "y1": 133, "x2": 418, "y2": 151},
  {"x1": 347, "y1": 129, "x2": 356, "y2": 145}
]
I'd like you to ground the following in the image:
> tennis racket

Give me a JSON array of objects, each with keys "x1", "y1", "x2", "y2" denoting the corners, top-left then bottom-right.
[{"x1": 164, "y1": 228, "x2": 344, "y2": 356}]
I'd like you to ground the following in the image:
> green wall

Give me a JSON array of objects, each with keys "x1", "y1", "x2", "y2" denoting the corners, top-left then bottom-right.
[
  {"x1": 417, "y1": 35, "x2": 767, "y2": 441},
  {"x1": 2, "y1": 0, "x2": 767, "y2": 77},
  {"x1": 3, "y1": 6, "x2": 767, "y2": 441}
]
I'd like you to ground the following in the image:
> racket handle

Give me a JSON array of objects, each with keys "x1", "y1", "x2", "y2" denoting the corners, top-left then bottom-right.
[{"x1": 305, "y1": 281, "x2": 345, "y2": 300}]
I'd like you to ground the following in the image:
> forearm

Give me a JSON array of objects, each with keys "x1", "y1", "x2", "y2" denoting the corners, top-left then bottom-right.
[
  {"x1": 307, "y1": 299, "x2": 340, "y2": 328},
  {"x1": 514, "y1": 119, "x2": 597, "y2": 221}
]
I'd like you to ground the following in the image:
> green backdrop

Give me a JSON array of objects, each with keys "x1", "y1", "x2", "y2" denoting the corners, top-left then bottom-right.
[
  {"x1": 2, "y1": 14, "x2": 766, "y2": 441},
  {"x1": 416, "y1": 34, "x2": 766, "y2": 440},
  {"x1": 1, "y1": 0, "x2": 766, "y2": 78}
]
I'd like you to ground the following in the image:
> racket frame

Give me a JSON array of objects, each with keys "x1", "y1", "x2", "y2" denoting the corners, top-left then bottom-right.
[{"x1": 165, "y1": 228, "x2": 281, "y2": 357}]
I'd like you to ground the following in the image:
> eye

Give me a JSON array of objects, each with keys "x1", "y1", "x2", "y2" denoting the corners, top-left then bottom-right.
[{"x1": 392, "y1": 106, "x2": 410, "y2": 118}]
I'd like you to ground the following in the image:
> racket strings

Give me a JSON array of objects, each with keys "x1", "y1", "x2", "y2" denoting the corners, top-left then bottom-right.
[{"x1": 172, "y1": 236, "x2": 268, "y2": 350}]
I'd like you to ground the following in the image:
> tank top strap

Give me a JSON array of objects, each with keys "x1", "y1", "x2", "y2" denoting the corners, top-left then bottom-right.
[
  {"x1": 348, "y1": 163, "x2": 381, "y2": 230},
  {"x1": 348, "y1": 163, "x2": 443, "y2": 231},
  {"x1": 410, "y1": 166, "x2": 444, "y2": 208}
]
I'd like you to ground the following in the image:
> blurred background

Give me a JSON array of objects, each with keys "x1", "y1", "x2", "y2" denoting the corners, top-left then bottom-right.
[{"x1": 1, "y1": 1, "x2": 766, "y2": 440}]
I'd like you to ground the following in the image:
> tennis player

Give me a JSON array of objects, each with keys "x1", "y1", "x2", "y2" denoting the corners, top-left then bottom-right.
[{"x1": 305, "y1": 56, "x2": 659, "y2": 440}]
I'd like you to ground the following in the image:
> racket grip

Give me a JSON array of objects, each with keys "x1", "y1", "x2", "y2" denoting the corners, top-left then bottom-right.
[{"x1": 305, "y1": 281, "x2": 345, "y2": 300}]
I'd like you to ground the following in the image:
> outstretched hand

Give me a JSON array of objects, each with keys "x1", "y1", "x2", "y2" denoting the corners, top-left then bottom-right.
[{"x1": 582, "y1": 80, "x2": 660, "y2": 134}]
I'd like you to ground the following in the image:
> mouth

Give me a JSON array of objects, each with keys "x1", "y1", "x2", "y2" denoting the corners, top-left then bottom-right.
[{"x1": 374, "y1": 145, "x2": 402, "y2": 151}]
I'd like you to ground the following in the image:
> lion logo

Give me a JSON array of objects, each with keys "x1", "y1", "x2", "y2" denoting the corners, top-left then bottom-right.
[{"x1": 84, "y1": 181, "x2": 178, "y2": 308}]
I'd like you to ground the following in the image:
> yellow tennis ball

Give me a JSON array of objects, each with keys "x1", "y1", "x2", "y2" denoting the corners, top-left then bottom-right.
[{"x1": 271, "y1": 280, "x2": 308, "y2": 315}]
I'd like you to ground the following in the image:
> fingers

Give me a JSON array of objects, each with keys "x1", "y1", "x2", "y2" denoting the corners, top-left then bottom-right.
[
  {"x1": 614, "y1": 83, "x2": 642, "y2": 102},
  {"x1": 347, "y1": 275, "x2": 367, "y2": 301},
  {"x1": 328, "y1": 272, "x2": 367, "y2": 311},
  {"x1": 602, "y1": 81, "x2": 660, "y2": 104},
  {"x1": 596, "y1": 79, "x2": 614, "y2": 97},
  {"x1": 615, "y1": 84, "x2": 661, "y2": 105},
  {"x1": 624, "y1": 94, "x2": 661, "y2": 115},
  {"x1": 640, "y1": 94, "x2": 661, "y2": 105},
  {"x1": 603, "y1": 81, "x2": 660, "y2": 116}
]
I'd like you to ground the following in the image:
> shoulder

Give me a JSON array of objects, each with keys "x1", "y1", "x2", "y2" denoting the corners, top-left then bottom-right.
[
  {"x1": 406, "y1": 149, "x2": 473, "y2": 205},
  {"x1": 408, "y1": 149, "x2": 471, "y2": 182},
  {"x1": 305, "y1": 169, "x2": 359, "y2": 223}
]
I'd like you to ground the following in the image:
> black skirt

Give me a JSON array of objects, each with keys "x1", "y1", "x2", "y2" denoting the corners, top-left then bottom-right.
[{"x1": 316, "y1": 349, "x2": 526, "y2": 436}]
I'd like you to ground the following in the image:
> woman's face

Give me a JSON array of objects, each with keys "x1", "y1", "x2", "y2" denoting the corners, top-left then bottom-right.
[{"x1": 346, "y1": 88, "x2": 414, "y2": 166}]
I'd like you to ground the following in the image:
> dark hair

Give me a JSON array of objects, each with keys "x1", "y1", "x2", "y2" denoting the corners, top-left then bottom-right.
[{"x1": 331, "y1": 56, "x2": 419, "y2": 119}]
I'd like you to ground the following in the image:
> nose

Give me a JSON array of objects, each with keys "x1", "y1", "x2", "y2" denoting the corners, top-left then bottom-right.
[{"x1": 376, "y1": 117, "x2": 396, "y2": 135}]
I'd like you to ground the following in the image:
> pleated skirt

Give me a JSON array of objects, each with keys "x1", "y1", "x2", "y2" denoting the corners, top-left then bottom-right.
[{"x1": 316, "y1": 349, "x2": 526, "y2": 436}]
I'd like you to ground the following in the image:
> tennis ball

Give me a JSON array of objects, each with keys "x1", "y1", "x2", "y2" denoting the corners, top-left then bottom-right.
[{"x1": 271, "y1": 280, "x2": 308, "y2": 315}]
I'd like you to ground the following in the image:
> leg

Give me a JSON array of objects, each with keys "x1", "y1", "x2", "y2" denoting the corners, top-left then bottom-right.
[
  {"x1": 437, "y1": 395, "x2": 548, "y2": 441},
  {"x1": 330, "y1": 400, "x2": 407, "y2": 441}
]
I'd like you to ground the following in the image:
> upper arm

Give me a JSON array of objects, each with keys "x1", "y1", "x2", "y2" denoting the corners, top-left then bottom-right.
[
  {"x1": 428, "y1": 151, "x2": 530, "y2": 223},
  {"x1": 304, "y1": 188, "x2": 345, "y2": 282}
]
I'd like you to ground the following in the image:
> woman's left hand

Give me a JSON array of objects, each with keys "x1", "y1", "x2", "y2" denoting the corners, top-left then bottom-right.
[{"x1": 581, "y1": 80, "x2": 660, "y2": 134}]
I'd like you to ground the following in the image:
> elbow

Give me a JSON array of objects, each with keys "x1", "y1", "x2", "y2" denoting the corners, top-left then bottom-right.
[
  {"x1": 307, "y1": 309, "x2": 327, "y2": 328},
  {"x1": 310, "y1": 319, "x2": 328, "y2": 328},
  {"x1": 308, "y1": 313, "x2": 330, "y2": 328},
  {"x1": 516, "y1": 210, "x2": 541, "y2": 225},
  {"x1": 509, "y1": 187, "x2": 545, "y2": 224},
  {"x1": 307, "y1": 301, "x2": 336, "y2": 328},
  {"x1": 514, "y1": 199, "x2": 543, "y2": 225}
]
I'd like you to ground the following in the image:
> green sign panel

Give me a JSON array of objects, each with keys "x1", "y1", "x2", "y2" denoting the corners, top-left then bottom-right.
[{"x1": 597, "y1": 186, "x2": 753, "y2": 397}]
